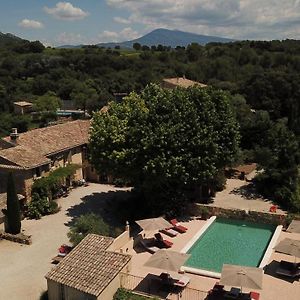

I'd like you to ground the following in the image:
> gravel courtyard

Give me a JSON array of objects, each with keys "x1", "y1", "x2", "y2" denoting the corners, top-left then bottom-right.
[
  {"x1": 209, "y1": 178, "x2": 286, "y2": 215},
  {"x1": 0, "y1": 183, "x2": 130, "y2": 300}
]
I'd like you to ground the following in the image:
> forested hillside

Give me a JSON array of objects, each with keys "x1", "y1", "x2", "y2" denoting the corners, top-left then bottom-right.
[{"x1": 0, "y1": 37, "x2": 300, "y2": 210}]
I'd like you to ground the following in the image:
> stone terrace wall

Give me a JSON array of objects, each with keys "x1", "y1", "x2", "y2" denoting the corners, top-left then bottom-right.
[{"x1": 196, "y1": 204, "x2": 287, "y2": 227}]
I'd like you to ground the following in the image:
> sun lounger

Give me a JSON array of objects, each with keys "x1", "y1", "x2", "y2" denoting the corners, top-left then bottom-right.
[
  {"x1": 159, "y1": 228, "x2": 178, "y2": 237},
  {"x1": 170, "y1": 219, "x2": 188, "y2": 233},
  {"x1": 276, "y1": 260, "x2": 300, "y2": 278},
  {"x1": 140, "y1": 239, "x2": 160, "y2": 254},
  {"x1": 154, "y1": 233, "x2": 173, "y2": 248}
]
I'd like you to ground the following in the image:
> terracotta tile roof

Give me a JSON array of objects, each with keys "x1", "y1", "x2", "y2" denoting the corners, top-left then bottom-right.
[
  {"x1": 0, "y1": 146, "x2": 50, "y2": 169},
  {"x1": 0, "y1": 120, "x2": 90, "y2": 169},
  {"x1": 46, "y1": 234, "x2": 131, "y2": 297},
  {"x1": 162, "y1": 77, "x2": 207, "y2": 88}
]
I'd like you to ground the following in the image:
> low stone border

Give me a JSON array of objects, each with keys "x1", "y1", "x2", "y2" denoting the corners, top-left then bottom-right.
[
  {"x1": 0, "y1": 230, "x2": 32, "y2": 245},
  {"x1": 196, "y1": 204, "x2": 287, "y2": 227}
]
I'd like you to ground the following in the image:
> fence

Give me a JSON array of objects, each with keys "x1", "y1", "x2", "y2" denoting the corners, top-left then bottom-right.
[{"x1": 120, "y1": 272, "x2": 208, "y2": 300}]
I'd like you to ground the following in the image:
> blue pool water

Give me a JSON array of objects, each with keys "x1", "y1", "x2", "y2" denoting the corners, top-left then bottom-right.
[{"x1": 185, "y1": 218, "x2": 275, "y2": 273}]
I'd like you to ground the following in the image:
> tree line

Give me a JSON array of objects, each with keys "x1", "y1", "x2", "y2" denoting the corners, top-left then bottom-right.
[{"x1": 0, "y1": 37, "x2": 299, "y2": 211}]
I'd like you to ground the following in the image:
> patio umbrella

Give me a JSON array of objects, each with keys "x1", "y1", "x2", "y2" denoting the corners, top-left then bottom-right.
[
  {"x1": 220, "y1": 264, "x2": 263, "y2": 292},
  {"x1": 287, "y1": 220, "x2": 300, "y2": 234},
  {"x1": 274, "y1": 238, "x2": 300, "y2": 262},
  {"x1": 144, "y1": 249, "x2": 190, "y2": 272},
  {"x1": 136, "y1": 217, "x2": 171, "y2": 232}
]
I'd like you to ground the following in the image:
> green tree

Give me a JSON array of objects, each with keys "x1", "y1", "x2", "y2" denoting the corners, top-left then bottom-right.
[
  {"x1": 70, "y1": 82, "x2": 99, "y2": 113},
  {"x1": 254, "y1": 120, "x2": 300, "y2": 211},
  {"x1": 89, "y1": 84, "x2": 239, "y2": 214},
  {"x1": 34, "y1": 91, "x2": 61, "y2": 112},
  {"x1": 133, "y1": 42, "x2": 141, "y2": 51},
  {"x1": 5, "y1": 173, "x2": 21, "y2": 234}
]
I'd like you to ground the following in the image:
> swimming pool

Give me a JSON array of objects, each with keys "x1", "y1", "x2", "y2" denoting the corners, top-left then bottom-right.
[{"x1": 182, "y1": 217, "x2": 280, "y2": 277}]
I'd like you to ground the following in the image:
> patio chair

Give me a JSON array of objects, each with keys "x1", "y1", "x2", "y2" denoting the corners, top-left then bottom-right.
[
  {"x1": 139, "y1": 238, "x2": 160, "y2": 254},
  {"x1": 159, "y1": 272, "x2": 190, "y2": 287},
  {"x1": 170, "y1": 219, "x2": 188, "y2": 233},
  {"x1": 224, "y1": 287, "x2": 241, "y2": 299},
  {"x1": 276, "y1": 260, "x2": 300, "y2": 278},
  {"x1": 154, "y1": 233, "x2": 173, "y2": 248},
  {"x1": 208, "y1": 281, "x2": 225, "y2": 296},
  {"x1": 159, "y1": 228, "x2": 178, "y2": 237}
]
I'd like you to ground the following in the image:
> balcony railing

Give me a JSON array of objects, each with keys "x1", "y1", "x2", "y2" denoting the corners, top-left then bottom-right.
[{"x1": 120, "y1": 272, "x2": 208, "y2": 300}]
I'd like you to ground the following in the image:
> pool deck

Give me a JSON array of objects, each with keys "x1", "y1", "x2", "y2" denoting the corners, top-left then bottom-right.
[{"x1": 120, "y1": 218, "x2": 300, "y2": 300}]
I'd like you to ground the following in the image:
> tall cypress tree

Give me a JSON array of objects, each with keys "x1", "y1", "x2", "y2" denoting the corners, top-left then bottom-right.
[{"x1": 6, "y1": 172, "x2": 21, "y2": 234}]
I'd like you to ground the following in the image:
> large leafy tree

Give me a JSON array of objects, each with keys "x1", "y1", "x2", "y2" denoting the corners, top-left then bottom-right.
[
  {"x1": 89, "y1": 84, "x2": 239, "y2": 215},
  {"x1": 5, "y1": 172, "x2": 21, "y2": 234},
  {"x1": 254, "y1": 120, "x2": 300, "y2": 211},
  {"x1": 33, "y1": 91, "x2": 61, "y2": 112}
]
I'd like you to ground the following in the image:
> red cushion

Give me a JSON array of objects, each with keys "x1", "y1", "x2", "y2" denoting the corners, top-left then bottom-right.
[{"x1": 250, "y1": 291, "x2": 260, "y2": 300}]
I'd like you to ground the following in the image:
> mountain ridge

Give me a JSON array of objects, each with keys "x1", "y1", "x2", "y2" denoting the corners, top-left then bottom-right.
[{"x1": 59, "y1": 28, "x2": 236, "y2": 49}]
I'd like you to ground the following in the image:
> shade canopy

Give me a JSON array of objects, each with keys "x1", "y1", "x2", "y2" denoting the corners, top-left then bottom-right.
[
  {"x1": 287, "y1": 220, "x2": 300, "y2": 234},
  {"x1": 136, "y1": 217, "x2": 171, "y2": 232},
  {"x1": 274, "y1": 238, "x2": 300, "y2": 258},
  {"x1": 144, "y1": 250, "x2": 190, "y2": 272},
  {"x1": 220, "y1": 264, "x2": 263, "y2": 290}
]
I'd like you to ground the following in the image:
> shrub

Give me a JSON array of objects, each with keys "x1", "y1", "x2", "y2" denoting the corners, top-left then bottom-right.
[
  {"x1": 195, "y1": 205, "x2": 210, "y2": 219},
  {"x1": 26, "y1": 193, "x2": 59, "y2": 219},
  {"x1": 113, "y1": 288, "x2": 158, "y2": 300},
  {"x1": 68, "y1": 213, "x2": 114, "y2": 245},
  {"x1": 32, "y1": 164, "x2": 80, "y2": 199},
  {"x1": 49, "y1": 201, "x2": 60, "y2": 214},
  {"x1": 113, "y1": 178, "x2": 128, "y2": 187}
]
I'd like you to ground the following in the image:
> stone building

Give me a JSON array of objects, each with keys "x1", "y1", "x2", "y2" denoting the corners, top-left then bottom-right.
[
  {"x1": 161, "y1": 77, "x2": 207, "y2": 89},
  {"x1": 13, "y1": 101, "x2": 33, "y2": 115},
  {"x1": 46, "y1": 234, "x2": 131, "y2": 300},
  {"x1": 0, "y1": 120, "x2": 102, "y2": 201}
]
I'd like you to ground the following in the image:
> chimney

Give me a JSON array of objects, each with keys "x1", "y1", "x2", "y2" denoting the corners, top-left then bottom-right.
[{"x1": 10, "y1": 128, "x2": 19, "y2": 142}]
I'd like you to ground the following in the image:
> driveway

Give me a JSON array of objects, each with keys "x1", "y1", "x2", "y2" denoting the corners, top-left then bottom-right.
[{"x1": 0, "y1": 183, "x2": 130, "y2": 300}]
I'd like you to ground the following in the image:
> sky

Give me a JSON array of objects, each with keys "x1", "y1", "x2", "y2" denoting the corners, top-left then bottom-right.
[{"x1": 0, "y1": 0, "x2": 299, "y2": 46}]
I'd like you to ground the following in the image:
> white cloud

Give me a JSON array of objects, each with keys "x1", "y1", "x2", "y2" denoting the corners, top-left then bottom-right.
[
  {"x1": 55, "y1": 32, "x2": 85, "y2": 45},
  {"x1": 98, "y1": 30, "x2": 119, "y2": 42},
  {"x1": 113, "y1": 16, "x2": 131, "y2": 24},
  {"x1": 44, "y1": 2, "x2": 89, "y2": 21},
  {"x1": 18, "y1": 19, "x2": 44, "y2": 29},
  {"x1": 119, "y1": 27, "x2": 139, "y2": 40},
  {"x1": 98, "y1": 27, "x2": 139, "y2": 42},
  {"x1": 106, "y1": 0, "x2": 300, "y2": 39}
]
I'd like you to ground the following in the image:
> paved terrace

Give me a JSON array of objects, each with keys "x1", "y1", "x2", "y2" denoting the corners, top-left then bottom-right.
[
  {"x1": 209, "y1": 179, "x2": 286, "y2": 215},
  {"x1": 119, "y1": 219, "x2": 300, "y2": 300}
]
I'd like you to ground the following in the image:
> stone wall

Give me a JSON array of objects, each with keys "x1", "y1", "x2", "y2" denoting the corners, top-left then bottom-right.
[
  {"x1": 196, "y1": 204, "x2": 287, "y2": 227},
  {"x1": 0, "y1": 230, "x2": 32, "y2": 245}
]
